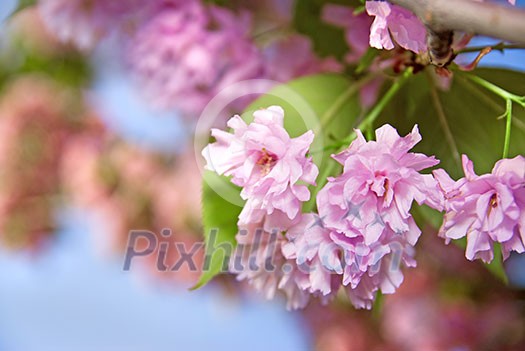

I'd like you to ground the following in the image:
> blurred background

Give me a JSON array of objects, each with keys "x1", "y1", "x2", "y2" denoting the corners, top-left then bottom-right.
[{"x1": 0, "y1": 0, "x2": 524, "y2": 350}]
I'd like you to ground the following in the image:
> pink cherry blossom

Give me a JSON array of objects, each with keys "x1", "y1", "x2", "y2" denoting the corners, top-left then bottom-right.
[
  {"x1": 317, "y1": 124, "x2": 442, "y2": 243},
  {"x1": 342, "y1": 229, "x2": 417, "y2": 309},
  {"x1": 434, "y1": 155, "x2": 525, "y2": 263},
  {"x1": 230, "y1": 212, "x2": 312, "y2": 310},
  {"x1": 202, "y1": 106, "x2": 318, "y2": 228},
  {"x1": 282, "y1": 214, "x2": 343, "y2": 300},
  {"x1": 127, "y1": 1, "x2": 263, "y2": 116},
  {"x1": 283, "y1": 213, "x2": 417, "y2": 309},
  {"x1": 365, "y1": 1, "x2": 427, "y2": 54},
  {"x1": 299, "y1": 124, "x2": 442, "y2": 308}
]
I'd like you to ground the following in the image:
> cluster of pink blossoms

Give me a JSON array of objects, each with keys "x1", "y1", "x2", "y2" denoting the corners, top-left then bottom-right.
[
  {"x1": 126, "y1": 0, "x2": 264, "y2": 115},
  {"x1": 283, "y1": 125, "x2": 444, "y2": 308},
  {"x1": 434, "y1": 155, "x2": 525, "y2": 263},
  {"x1": 126, "y1": 0, "x2": 341, "y2": 115},
  {"x1": 203, "y1": 106, "x2": 525, "y2": 309}
]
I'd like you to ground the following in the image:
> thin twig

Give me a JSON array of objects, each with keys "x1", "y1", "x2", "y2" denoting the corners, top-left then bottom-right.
[{"x1": 457, "y1": 42, "x2": 525, "y2": 54}]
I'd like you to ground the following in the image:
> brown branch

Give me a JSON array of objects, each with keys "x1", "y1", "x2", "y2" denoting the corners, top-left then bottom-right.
[{"x1": 388, "y1": 0, "x2": 525, "y2": 45}]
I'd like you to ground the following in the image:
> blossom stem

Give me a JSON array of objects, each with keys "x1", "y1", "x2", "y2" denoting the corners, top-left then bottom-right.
[
  {"x1": 427, "y1": 73, "x2": 461, "y2": 167},
  {"x1": 503, "y1": 99, "x2": 513, "y2": 159}
]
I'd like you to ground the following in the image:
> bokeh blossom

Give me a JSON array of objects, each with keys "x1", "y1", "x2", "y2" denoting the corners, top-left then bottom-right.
[
  {"x1": 0, "y1": 75, "x2": 91, "y2": 249},
  {"x1": 127, "y1": 0, "x2": 263, "y2": 116},
  {"x1": 202, "y1": 106, "x2": 318, "y2": 228},
  {"x1": 38, "y1": 0, "x2": 142, "y2": 50},
  {"x1": 434, "y1": 155, "x2": 525, "y2": 262},
  {"x1": 61, "y1": 136, "x2": 204, "y2": 285}
]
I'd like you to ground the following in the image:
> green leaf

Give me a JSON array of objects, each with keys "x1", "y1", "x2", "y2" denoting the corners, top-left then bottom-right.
[
  {"x1": 375, "y1": 67, "x2": 525, "y2": 282},
  {"x1": 192, "y1": 171, "x2": 242, "y2": 290}
]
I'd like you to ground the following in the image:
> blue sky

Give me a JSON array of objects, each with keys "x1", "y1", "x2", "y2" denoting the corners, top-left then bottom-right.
[{"x1": 0, "y1": 209, "x2": 310, "y2": 351}]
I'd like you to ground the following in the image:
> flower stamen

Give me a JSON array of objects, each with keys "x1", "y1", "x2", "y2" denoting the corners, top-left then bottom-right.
[{"x1": 256, "y1": 148, "x2": 278, "y2": 176}]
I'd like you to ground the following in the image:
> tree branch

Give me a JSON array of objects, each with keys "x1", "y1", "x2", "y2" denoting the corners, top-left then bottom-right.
[{"x1": 388, "y1": 0, "x2": 525, "y2": 45}]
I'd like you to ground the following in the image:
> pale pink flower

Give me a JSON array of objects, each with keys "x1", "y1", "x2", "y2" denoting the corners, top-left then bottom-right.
[
  {"x1": 127, "y1": 1, "x2": 263, "y2": 116},
  {"x1": 317, "y1": 124, "x2": 442, "y2": 244},
  {"x1": 304, "y1": 124, "x2": 442, "y2": 308},
  {"x1": 282, "y1": 214, "x2": 417, "y2": 309},
  {"x1": 202, "y1": 106, "x2": 318, "y2": 227},
  {"x1": 282, "y1": 214, "x2": 342, "y2": 299},
  {"x1": 262, "y1": 34, "x2": 342, "y2": 82},
  {"x1": 365, "y1": 1, "x2": 427, "y2": 54},
  {"x1": 38, "y1": 0, "x2": 141, "y2": 50},
  {"x1": 341, "y1": 229, "x2": 417, "y2": 309},
  {"x1": 434, "y1": 155, "x2": 525, "y2": 262},
  {"x1": 230, "y1": 212, "x2": 311, "y2": 310}
]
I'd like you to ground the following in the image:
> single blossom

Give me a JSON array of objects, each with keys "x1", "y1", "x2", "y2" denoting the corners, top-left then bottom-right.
[
  {"x1": 202, "y1": 106, "x2": 318, "y2": 228},
  {"x1": 317, "y1": 124, "x2": 442, "y2": 244},
  {"x1": 365, "y1": 1, "x2": 427, "y2": 54},
  {"x1": 434, "y1": 155, "x2": 525, "y2": 262},
  {"x1": 127, "y1": 1, "x2": 263, "y2": 115}
]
